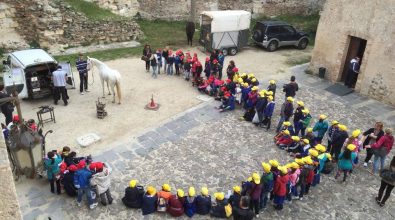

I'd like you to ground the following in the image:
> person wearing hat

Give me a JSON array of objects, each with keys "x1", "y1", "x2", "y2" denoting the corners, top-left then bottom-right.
[
  {"x1": 304, "y1": 127, "x2": 316, "y2": 146},
  {"x1": 192, "y1": 60, "x2": 203, "y2": 86},
  {"x1": 288, "y1": 162, "x2": 301, "y2": 199},
  {"x1": 184, "y1": 187, "x2": 197, "y2": 217},
  {"x1": 300, "y1": 108, "x2": 312, "y2": 136},
  {"x1": 267, "y1": 80, "x2": 277, "y2": 100},
  {"x1": 369, "y1": 128, "x2": 394, "y2": 174},
  {"x1": 298, "y1": 138, "x2": 311, "y2": 157},
  {"x1": 276, "y1": 129, "x2": 293, "y2": 150},
  {"x1": 228, "y1": 186, "x2": 242, "y2": 208},
  {"x1": 142, "y1": 186, "x2": 158, "y2": 215},
  {"x1": 232, "y1": 196, "x2": 255, "y2": 220},
  {"x1": 74, "y1": 159, "x2": 98, "y2": 209},
  {"x1": 167, "y1": 189, "x2": 185, "y2": 217},
  {"x1": 63, "y1": 165, "x2": 78, "y2": 197},
  {"x1": 245, "y1": 86, "x2": 259, "y2": 110},
  {"x1": 262, "y1": 95, "x2": 275, "y2": 130},
  {"x1": 195, "y1": 187, "x2": 211, "y2": 215},
  {"x1": 210, "y1": 192, "x2": 228, "y2": 218},
  {"x1": 335, "y1": 144, "x2": 357, "y2": 182},
  {"x1": 327, "y1": 120, "x2": 340, "y2": 153},
  {"x1": 249, "y1": 173, "x2": 262, "y2": 217},
  {"x1": 218, "y1": 92, "x2": 235, "y2": 112},
  {"x1": 90, "y1": 162, "x2": 113, "y2": 206},
  {"x1": 331, "y1": 124, "x2": 349, "y2": 161},
  {"x1": 313, "y1": 114, "x2": 329, "y2": 143},
  {"x1": 260, "y1": 162, "x2": 274, "y2": 210},
  {"x1": 122, "y1": 179, "x2": 145, "y2": 208},
  {"x1": 253, "y1": 90, "x2": 268, "y2": 126},
  {"x1": 298, "y1": 157, "x2": 314, "y2": 200},
  {"x1": 269, "y1": 160, "x2": 280, "y2": 201},
  {"x1": 362, "y1": 122, "x2": 384, "y2": 167},
  {"x1": 293, "y1": 101, "x2": 305, "y2": 136},
  {"x1": 157, "y1": 183, "x2": 173, "y2": 211},
  {"x1": 204, "y1": 57, "x2": 212, "y2": 79},
  {"x1": 76, "y1": 52, "x2": 89, "y2": 95},
  {"x1": 273, "y1": 166, "x2": 289, "y2": 210},
  {"x1": 287, "y1": 136, "x2": 301, "y2": 154},
  {"x1": 241, "y1": 176, "x2": 253, "y2": 196},
  {"x1": 210, "y1": 59, "x2": 220, "y2": 79},
  {"x1": 274, "y1": 121, "x2": 294, "y2": 141},
  {"x1": 282, "y1": 75, "x2": 299, "y2": 98},
  {"x1": 276, "y1": 96, "x2": 294, "y2": 133},
  {"x1": 343, "y1": 129, "x2": 363, "y2": 164}
]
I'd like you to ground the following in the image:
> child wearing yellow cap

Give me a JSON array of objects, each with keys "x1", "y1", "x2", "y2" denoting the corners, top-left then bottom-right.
[
  {"x1": 276, "y1": 129, "x2": 293, "y2": 150},
  {"x1": 343, "y1": 129, "x2": 363, "y2": 164},
  {"x1": 228, "y1": 186, "x2": 242, "y2": 208},
  {"x1": 293, "y1": 101, "x2": 305, "y2": 136},
  {"x1": 313, "y1": 115, "x2": 329, "y2": 143},
  {"x1": 195, "y1": 187, "x2": 212, "y2": 215},
  {"x1": 260, "y1": 162, "x2": 274, "y2": 210},
  {"x1": 288, "y1": 162, "x2": 301, "y2": 200},
  {"x1": 335, "y1": 144, "x2": 357, "y2": 182},
  {"x1": 157, "y1": 184, "x2": 173, "y2": 212},
  {"x1": 304, "y1": 127, "x2": 316, "y2": 147},
  {"x1": 267, "y1": 80, "x2": 276, "y2": 100},
  {"x1": 300, "y1": 108, "x2": 312, "y2": 136},
  {"x1": 275, "y1": 98, "x2": 295, "y2": 133},
  {"x1": 210, "y1": 192, "x2": 228, "y2": 218},
  {"x1": 287, "y1": 136, "x2": 301, "y2": 154},
  {"x1": 142, "y1": 186, "x2": 158, "y2": 215},
  {"x1": 273, "y1": 166, "x2": 290, "y2": 210},
  {"x1": 298, "y1": 157, "x2": 314, "y2": 200},
  {"x1": 262, "y1": 95, "x2": 275, "y2": 131},
  {"x1": 330, "y1": 124, "x2": 349, "y2": 161},
  {"x1": 167, "y1": 189, "x2": 185, "y2": 217},
  {"x1": 184, "y1": 187, "x2": 197, "y2": 217},
  {"x1": 122, "y1": 179, "x2": 144, "y2": 208},
  {"x1": 249, "y1": 173, "x2": 263, "y2": 217},
  {"x1": 327, "y1": 120, "x2": 340, "y2": 153}
]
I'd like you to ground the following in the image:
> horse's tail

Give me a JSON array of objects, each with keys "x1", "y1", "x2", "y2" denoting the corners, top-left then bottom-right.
[{"x1": 115, "y1": 80, "x2": 122, "y2": 104}]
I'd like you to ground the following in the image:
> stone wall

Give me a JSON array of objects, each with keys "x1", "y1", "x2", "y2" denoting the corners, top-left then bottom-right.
[
  {"x1": 309, "y1": 0, "x2": 395, "y2": 105},
  {"x1": 0, "y1": 138, "x2": 22, "y2": 220},
  {"x1": 0, "y1": 2, "x2": 28, "y2": 50},
  {"x1": 86, "y1": 0, "x2": 326, "y2": 20},
  {"x1": 0, "y1": 0, "x2": 143, "y2": 52}
]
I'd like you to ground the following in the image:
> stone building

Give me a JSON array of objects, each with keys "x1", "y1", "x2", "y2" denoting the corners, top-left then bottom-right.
[{"x1": 309, "y1": 0, "x2": 395, "y2": 105}]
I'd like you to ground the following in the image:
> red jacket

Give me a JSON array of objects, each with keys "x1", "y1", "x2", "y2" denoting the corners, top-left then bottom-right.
[
  {"x1": 167, "y1": 195, "x2": 184, "y2": 217},
  {"x1": 273, "y1": 174, "x2": 289, "y2": 197},
  {"x1": 372, "y1": 134, "x2": 394, "y2": 155},
  {"x1": 278, "y1": 135, "x2": 292, "y2": 145},
  {"x1": 306, "y1": 169, "x2": 314, "y2": 184}
]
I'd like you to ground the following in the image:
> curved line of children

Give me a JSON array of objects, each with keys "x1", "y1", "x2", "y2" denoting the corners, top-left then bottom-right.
[{"x1": 41, "y1": 49, "x2": 394, "y2": 219}]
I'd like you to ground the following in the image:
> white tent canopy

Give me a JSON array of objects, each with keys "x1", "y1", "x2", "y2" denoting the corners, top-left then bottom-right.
[{"x1": 200, "y1": 10, "x2": 251, "y2": 33}]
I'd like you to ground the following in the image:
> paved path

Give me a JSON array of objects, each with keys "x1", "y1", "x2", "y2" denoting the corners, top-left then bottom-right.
[{"x1": 17, "y1": 64, "x2": 395, "y2": 220}]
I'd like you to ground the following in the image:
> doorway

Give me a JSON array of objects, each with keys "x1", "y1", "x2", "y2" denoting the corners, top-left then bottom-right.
[{"x1": 340, "y1": 36, "x2": 367, "y2": 86}]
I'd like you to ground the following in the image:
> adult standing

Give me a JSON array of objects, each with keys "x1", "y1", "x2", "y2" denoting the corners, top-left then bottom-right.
[
  {"x1": 276, "y1": 97, "x2": 294, "y2": 133},
  {"x1": 218, "y1": 51, "x2": 225, "y2": 78},
  {"x1": 76, "y1": 53, "x2": 89, "y2": 95},
  {"x1": 293, "y1": 101, "x2": 305, "y2": 136},
  {"x1": 362, "y1": 122, "x2": 384, "y2": 167},
  {"x1": 162, "y1": 46, "x2": 169, "y2": 71},
  {"x1": 375, "y1": 156, "x2": 395, "y2": 207},
  {"x1": 283, "y1": 76, "x2": 299, "y2": 98},
  {"x1": 369, "y1": 128, "x2": 394, "y2": 174},
  {"x1": 0, "y1": 84, "x2": 14, "y2": 125},
  {"x1": 52, "y1": 65, "x2": 68, "y2": 106},
  {"x1": 345, "y1": 57, "x2": 360, "y2": 88},
  {"x1": 143, "y1": 44, "x2": 152, "y2": 72},
  {"x1": 226, "y1": 60, "x2": 236, "y2": 80}
]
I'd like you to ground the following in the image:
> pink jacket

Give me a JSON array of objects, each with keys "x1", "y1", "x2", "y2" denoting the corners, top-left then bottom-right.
[
  {"x1": 289, "y1": 169, "x2": 300, "y2": 186},
  {"x1": 372, "y1": 134, "x2": 394, "y2": 155}
]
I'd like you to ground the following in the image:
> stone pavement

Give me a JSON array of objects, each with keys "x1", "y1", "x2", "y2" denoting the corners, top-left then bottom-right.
[{"x1": 16, "y1": 64, "x2": 395, "y2": 220}]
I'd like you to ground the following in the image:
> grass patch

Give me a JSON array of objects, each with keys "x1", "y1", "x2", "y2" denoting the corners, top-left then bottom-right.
[
  {"x1": 251, "y1": 14, "x2": 319, "y2": 45},
  {"x1": 55, "y1": 19, "x2": 199, "y2": 63},
  {"x1": 285, "y1": 54, "x2": 312, "y2": 66},
  {"x1": 64, "y1": 0, "x2": 125, "y2": 21}
]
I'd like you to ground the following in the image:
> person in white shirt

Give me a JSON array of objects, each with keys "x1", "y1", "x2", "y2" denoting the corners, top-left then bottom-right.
[{"x1": 52, "y1": 65, "x2": 68, "y2": 106}]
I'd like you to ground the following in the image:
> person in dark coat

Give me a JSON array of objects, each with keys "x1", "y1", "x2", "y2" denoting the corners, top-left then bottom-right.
[
  {"x1": 143, "y1": 44, "x2": 152, "y2": 72},
  {"x1": 63, "y1": 165, "x2": 78, "y2": 197},
  {"x1": 0, "y1": 84, "x2": 14, "y2": 125},
  {"x1": 184, "y1": 187, "x2": 197, "y2": 217},
  {"x1": 249, "y1": 173, "x2": 262, "y2": 217},
  {"x1": 283, "y1": 75, "x2": 299, "y2": 97},
  {"x1": 232, "y1": 196, "x2": 254, "y2": 220},
  {"x1": 210, "y1": 192, "x2": 228, "y2": 218},
  {"x1": 276, "y1": 97, "x2": 294, "y2": 133},
  {"x1": 122, "y1": 180, "x2": 144, "y2": 208},
  {"x1": 345, "y1": 57, "x2": 360, "y2": 88},
  {"x1": 186, "y1": 21, "x2": 195, "y2": 46},
  {"x1": 167, "y1": 189, "x2": 185, "y2": 217},
  {"x1": 228, "y1": 186, "x2": 242, "y2": 208},
  {"x1": 141, "y1": 186, "x2": 158, "y2": 215},
  {"x1": 267, "y1": 80, "x2": 277, "y2": 100},
  {"x1": 254, "y1": 91, "x2": 267, "y2": 126},
  {"x1": 331, "y1": 124, "x2": 349, "y2": 161},
  {"x1": 293, "y1": 101, "x2": 305, "y2": 136},
  {"x1": 226, "y1": 60, "x2": 236, "y2": 80},
  {"x1": 195, "y1": 187, "x2": 211, "y2": 215}
]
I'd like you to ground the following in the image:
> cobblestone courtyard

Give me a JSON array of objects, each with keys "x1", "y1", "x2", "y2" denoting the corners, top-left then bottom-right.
[{"x1": 17, "y1": 64, "x2": 395, "y2": 220}]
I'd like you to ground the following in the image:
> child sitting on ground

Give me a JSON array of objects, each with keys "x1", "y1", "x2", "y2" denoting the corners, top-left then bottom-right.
[
  {"x1": 142, "y1": 186, "x2": 158, "y2": 215},
  {"x1": 167, "y1": 189, "x2": 185, "y2": 217},
  {"x1": 122, "y1": 179, "x2": 145, "y2": 208},
  {"x1": 195, "y1": 187, "x2": 211, "y2": 215},
  {"x1": 228, "y1": 186, "x2": 241, "y2": 208},
  {"x1": 90, "y1": 162, "x2": 113, "y2": 206},
  {"x1": 210, "y1": 192, "x2": 228, "y2": 218},
  {"x1": 157, "y1": 183, "x2": 172, "y2": 212},
  {"x1": 276, "y1": 130, "x2": 292, "y2": 149},
  {"x1": 184, "y1": 187, "x2": 197, "y2": 217}
]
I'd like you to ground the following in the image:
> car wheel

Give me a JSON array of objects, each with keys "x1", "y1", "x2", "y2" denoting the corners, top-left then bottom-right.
[
  {"x1": 253, "y1": 30, "x2": 262, "y2": 41},
  {"x1": 298, "y1": 38, "x2": 308, "y2": 50},
  {"x1": 221, "y1": 48, "x2": 228, "y2": 56},
  {"x1": 267, "y1": 41, "x2": 278, "y2": 52},
  {"x1": 229, "y1": 48, "x2": 238, "y2": 56}
]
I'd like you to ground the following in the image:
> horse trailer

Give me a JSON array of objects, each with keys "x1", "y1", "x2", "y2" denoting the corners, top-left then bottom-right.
[
  {"x1": 199, "y1": 10, "x2": 251, "y2": 56},
  {"x1": 2, "y1": 49, "x2": 75, "y2": 99}
]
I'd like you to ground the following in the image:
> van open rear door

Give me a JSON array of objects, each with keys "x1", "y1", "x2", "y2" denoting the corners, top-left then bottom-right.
[{"x1": 59, "y1": 62, "x2": 75, "y2": 89}]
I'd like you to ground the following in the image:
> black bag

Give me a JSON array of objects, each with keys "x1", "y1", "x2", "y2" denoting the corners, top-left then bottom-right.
[
  {"x1": 141, "y1": 56, "x2": 148, "y2": 61},
  {"x1": 380, "y1": 169, "x2": 395, "y2": 183},
  {"x1": 373, "y1": 146, "x2": 387, "y2": 158}
]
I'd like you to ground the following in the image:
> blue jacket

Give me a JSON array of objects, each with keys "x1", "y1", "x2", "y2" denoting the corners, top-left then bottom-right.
[
  {"x1": 44, "y1": 156, "x2": 62, "y2": 180},
  {"x1": 74, "y1": 168, "x2": 92, "y2": 189},
  {"x1": 264, "y1": 102, "x2": 275, "y2": 117},
  {"x1": 218, "y1": 54, "x2": 225, "y2": 65},
  {"x1": 313, "y1": 120, "x2": 329, "y2": 138},
  {"x1": 184, "y1": 197, "x2": 197, "y2": 217},
  {"x1": 174, "y1": 56, "x2": 181, "y2": 65},
  {"x1": 195, "y1": 195, "x2": 211, "y2": 215},
  {"x1": 241, "y1": 87, "x2": 251, "y2": 102},
  {"x1": 142, "y1": 194, "x2": 158, "y2": 215},
  {"x1": 318, "y1": 153, "x2": 328, "y2": 173},
  {"x1": 225, "y1": 96, "x2": 235, "y2": 110},
  {"x1": 76, "y1": 58, "x2": 88, "y2": 74},
  {"x1": 167, "y1": 56, "x2": 174, "y2": 65}
]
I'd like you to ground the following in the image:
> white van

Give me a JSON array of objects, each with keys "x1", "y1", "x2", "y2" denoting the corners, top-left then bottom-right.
[{"x1": 2, "y1": 49, "x2": 75, "y2": 99}]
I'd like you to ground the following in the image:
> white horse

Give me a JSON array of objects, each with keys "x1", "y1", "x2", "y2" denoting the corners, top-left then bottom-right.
[{"x1": 87, "y1": 57, "x2": 122, "y2": 104}]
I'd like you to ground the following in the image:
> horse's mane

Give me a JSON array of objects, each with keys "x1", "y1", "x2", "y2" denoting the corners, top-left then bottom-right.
[{"x1": 88, "y1": 57, "x2": 105, "y2": 66}]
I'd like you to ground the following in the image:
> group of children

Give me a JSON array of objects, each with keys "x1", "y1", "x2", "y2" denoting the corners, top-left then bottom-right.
[{"x1": 44, "y1": 147, "x2": 113, "y2": 209}]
